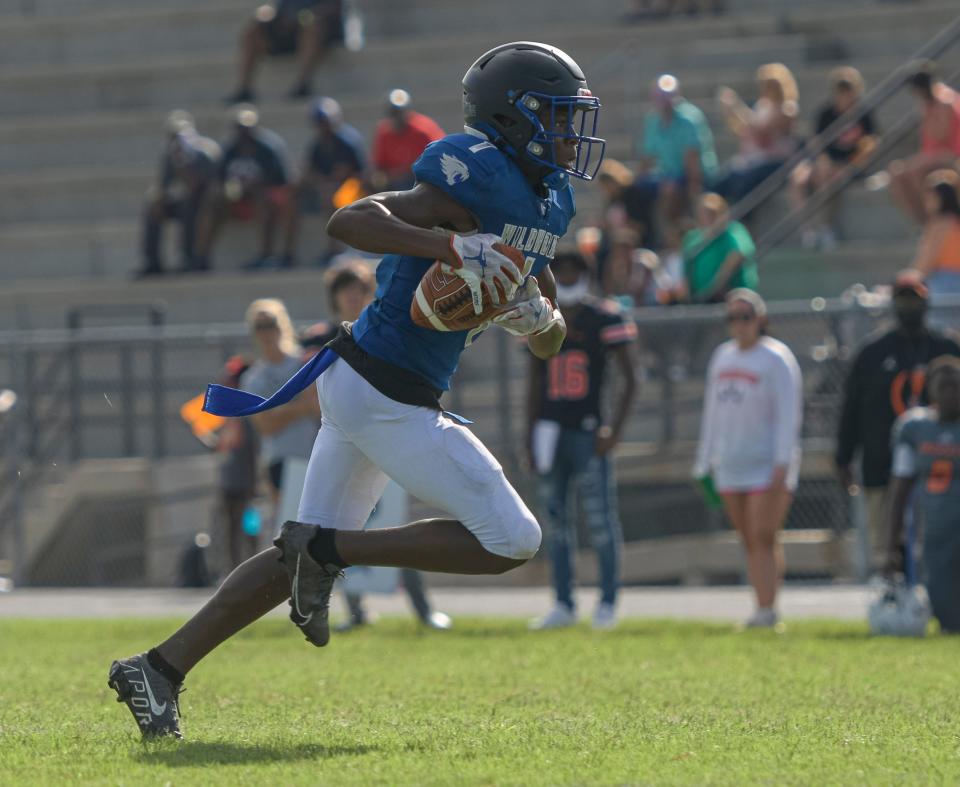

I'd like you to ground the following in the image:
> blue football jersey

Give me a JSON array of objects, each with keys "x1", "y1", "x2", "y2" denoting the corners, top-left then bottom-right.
[{"x1": 351, "y1": 130, "x2": 576, "y2": 391}]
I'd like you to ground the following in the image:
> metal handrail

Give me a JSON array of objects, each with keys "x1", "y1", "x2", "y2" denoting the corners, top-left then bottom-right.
[
  {"x1": 754, "y1": 64, "x2": 960, "y2": 258},
  {"x1": 725, "y1": 13, "x2": 960, "y2": 254}
]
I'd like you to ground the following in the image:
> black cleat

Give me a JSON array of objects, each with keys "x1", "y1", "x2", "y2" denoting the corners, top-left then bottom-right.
[
  {"x1": 108, "y1": 653, "x2": 183, "y2": 739},
  {"x1": 274, "y1": 521, "x2": 342, "y2": 646}
]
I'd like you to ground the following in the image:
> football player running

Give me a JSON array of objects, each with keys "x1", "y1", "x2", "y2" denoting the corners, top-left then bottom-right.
[{"x1": 108, "y1": 41, "x2": 606, "y2": 738}]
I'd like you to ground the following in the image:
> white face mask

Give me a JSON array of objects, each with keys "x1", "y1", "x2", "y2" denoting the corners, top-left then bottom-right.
[{"x1": 555, "y1": 275, "x2": 590, "y2": 306}]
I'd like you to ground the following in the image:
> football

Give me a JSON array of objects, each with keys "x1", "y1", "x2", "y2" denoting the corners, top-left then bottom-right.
[{"x1": 411, "y1": 246, "x2": 525, "y2": 332}]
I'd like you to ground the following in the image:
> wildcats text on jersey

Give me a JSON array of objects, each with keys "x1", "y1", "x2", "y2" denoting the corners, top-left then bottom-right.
[{"x1": 500, "y1": 223, "x2": 560, "y2": 259}]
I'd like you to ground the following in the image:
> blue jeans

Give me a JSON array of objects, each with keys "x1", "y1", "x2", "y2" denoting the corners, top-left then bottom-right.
[{"x1": 538, "y1": 428, "x2": 623, "y2": 610}]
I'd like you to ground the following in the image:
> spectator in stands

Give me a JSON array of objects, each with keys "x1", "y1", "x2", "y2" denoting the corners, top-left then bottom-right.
[
  {"x1": 632, "y1": 228, "x2": 687, "y2": 306},
  {"x1": 715, "y1": 63, "x2": 799, "y2": 206},
  {"x1": 681, "y1": 193, "x2": 758, "y2": 303},
  {"x1": 910, "y1": 170, "x2": 960, "y2": 300},
  {"x1": 836, "y1": 271, "x2": 960, "y2": 576},
  {"x1": 139, "y1": 111, "x2": 221, "y2": 277},
  {"x1": 214, "y1": 356, "x2": 260, "y2": 569},
  {"x1": 596, "y1": 158, "x2": 654, "y2": 250},
  {"x1": 635, "y1": 74, "x2": 717, "y2": 242},
  {"x1": 281, "y1": 97, "x2": 366, "y2": 265},
  {"x1": 227, "y1": 0, "x2": 343, "y2": 104},
  {"x1": 194, "y1": 105, "x2": 295, "y2": 271},
  {"x1": 299, "y1": 262, "x2": 452, "y2": 631},
  {"x1": 370, "y1": 89, "x2": 444, "y2": 192},
  {"x1": 528, "y1": 251, "x2": 638, "y2": 631},
  {"x1": 241, "y1": 298, "x2": 320, "y2": 507},
  {"x1": 888, "y1": 60, "x2": 960, "y2": 225},
  {"x1": 887, "y1": 355, "x2": 960, "y2": 633},
  {"x1": 790, "y1": 67, "x2": 878, "y2": 251},
  {"x1": 694, "y1": 290, "x2": 802, "y2": 629}
]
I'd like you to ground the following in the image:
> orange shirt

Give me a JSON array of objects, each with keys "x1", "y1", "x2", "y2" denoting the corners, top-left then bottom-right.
[
  {"x1": 372, "y1": 112, "x2": 445, "y2": 178},
  {"x1": 932, "y1": 217, "x2": 960, "y2": 273}
]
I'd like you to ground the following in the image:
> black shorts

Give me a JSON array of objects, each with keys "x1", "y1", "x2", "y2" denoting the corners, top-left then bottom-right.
[
  {"x1": 268, "y1": 459, "x2": 285, "y2": 492},
  {"x1": 262, "y1": 2, "x2": 343, "y2": 56}
]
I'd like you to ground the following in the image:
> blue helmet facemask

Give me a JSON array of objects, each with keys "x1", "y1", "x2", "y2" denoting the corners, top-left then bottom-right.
[{"x1": 513, "y1": 89, "x2": 606, "y2": 181}]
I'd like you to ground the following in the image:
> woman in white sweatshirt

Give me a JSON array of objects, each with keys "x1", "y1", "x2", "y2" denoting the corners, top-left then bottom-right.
[{"x1": 694, "y1": 289, "x2": 803, "y2": 628}]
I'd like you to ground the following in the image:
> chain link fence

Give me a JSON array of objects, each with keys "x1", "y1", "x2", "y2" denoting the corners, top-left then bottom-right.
[{"x1": 1, "y1": 294, "x2": 958, "y2": 587}]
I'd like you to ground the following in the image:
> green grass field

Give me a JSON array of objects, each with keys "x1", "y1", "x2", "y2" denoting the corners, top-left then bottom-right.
[{"x1": 1, "y1": 617, "x2": 958, "y2": 786}]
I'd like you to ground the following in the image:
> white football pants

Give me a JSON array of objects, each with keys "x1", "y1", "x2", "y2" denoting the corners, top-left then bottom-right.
[{"x1": 296, "y1": 358, "x2": 541, "y2": 560}]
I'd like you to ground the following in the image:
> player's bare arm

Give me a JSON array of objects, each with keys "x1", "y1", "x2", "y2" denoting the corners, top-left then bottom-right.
[
  {"x1": 327, "y1": 182, "x2": 476, "y2": 264},
  {"x1": 596, "y1": 342, "x2": 638, "y2": 455},
  {"x1": 885, "y1": 474, "x2": 914, "y2": 575},
  {"x1": 528, "y1": 265, "x2": 566, "y2": 359}
]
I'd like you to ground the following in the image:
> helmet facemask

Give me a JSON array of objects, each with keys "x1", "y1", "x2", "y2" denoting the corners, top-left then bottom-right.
[{"x1": 513, "y1": 89, "x2": 605, "y2": 181}]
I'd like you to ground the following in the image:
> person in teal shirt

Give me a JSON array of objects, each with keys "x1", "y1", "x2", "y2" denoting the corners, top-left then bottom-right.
[
  {"x1": 682, "y1": 192, "x2": 759, "y2": 303},
  {"x1": 636, "y1": 74, "x2": 718, "y2": 245}
]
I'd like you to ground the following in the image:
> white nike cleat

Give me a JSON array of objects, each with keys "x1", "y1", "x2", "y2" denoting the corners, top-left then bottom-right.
[
  {"x1": 529, "y1": 603, "x2": 577, "y2": 630},
  {"x1": 107, "y1": 653, "x2": 183, "y2": 739},
  {"x1": 274, "y1": 521, "x2": 342, "y2": 647},
  {"x1": 592, "y1": 602, "x2": 618, "y2": 630}
]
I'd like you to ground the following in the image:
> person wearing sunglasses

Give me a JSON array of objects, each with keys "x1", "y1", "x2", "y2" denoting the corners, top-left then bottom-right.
[{"x1": 694, "y1": 289, "x2": 803, "y2": 628}]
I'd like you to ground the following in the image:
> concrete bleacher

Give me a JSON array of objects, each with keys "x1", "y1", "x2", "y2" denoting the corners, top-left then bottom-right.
[{"x1": 1, "y1": 0, "x2": 958, "y2": 331}]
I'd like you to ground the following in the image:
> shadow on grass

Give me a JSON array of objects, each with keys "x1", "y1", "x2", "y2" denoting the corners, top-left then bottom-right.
[
  {"x1": 811, "y1": 629, "x2": 872, "y2": 641},
  {"x1": 335, "y1": 620, "x2": 738, "y2": 641},
  {"x1": 136, "y1": 740, "x2": 376, "y2": 767}
]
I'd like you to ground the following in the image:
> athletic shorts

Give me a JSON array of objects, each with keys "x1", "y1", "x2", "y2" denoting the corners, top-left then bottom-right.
[
  {"x1": 295, "y1": 358, "x2": 541, "y2": 560},
  {"x1": 716, "y1": 458, "x2": 800, "y2": 495}
]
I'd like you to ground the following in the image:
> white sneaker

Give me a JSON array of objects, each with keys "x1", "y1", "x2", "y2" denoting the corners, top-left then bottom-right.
[
  {"x1": 745, "y1": 608, "x2": 778, "y2": 628},
  {"x1": 423, "y1": 611, "x2": 453, "y2": 630},
  {"x1": 592, "y1": 602, "x2": 618, "y2": 630},
  {"x1": 529, "y1": 604, "x2": 577, "y2": 630}
]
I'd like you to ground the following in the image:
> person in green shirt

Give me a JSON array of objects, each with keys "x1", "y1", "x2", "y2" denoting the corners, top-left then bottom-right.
[{"x1": 682, "y1": 192, "x2": 759, "y2": 303}]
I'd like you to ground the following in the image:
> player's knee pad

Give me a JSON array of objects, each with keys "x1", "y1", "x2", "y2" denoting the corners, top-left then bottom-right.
[{"x1": 508, "y1": 510, "x2": 542, "y2": 561}]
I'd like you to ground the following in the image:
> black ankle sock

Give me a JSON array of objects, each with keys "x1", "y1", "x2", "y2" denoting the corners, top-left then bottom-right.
[
  {"x1": 147, "y1": 648, "x2": 186, "y2": 686},
  {"x1": 307, "y1": 527, "x2": 350, "y2": 568}
]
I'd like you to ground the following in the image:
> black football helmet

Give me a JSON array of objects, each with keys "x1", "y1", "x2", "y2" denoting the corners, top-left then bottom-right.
[{"x1": 462, "y1": 41, "x2": 605, "y2": 180}]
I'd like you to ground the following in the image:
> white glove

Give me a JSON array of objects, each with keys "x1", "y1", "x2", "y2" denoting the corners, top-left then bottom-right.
[
  {"x1": 492, "y1": 278, "x2": 564, "y2": 337},
  {"x1": 445, "y1": 233, "x2": 526, "y2": 314}
]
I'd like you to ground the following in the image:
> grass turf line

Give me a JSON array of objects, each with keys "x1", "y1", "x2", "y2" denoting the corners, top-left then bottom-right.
[{"x1": 1, "y1": 617, "x2": 958, "y2": 786}]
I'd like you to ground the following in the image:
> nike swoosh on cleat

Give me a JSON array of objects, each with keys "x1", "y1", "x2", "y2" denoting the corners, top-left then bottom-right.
[
  {"x1": 140, "y1": 667, "x2": 168, "y2": 717},
  {"x1": 292, "y1": 554, "x2": 313, "y2": 625}
]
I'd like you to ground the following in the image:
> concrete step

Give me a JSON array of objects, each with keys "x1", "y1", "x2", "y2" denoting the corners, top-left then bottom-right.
[
  {"x1": 0, "y1": 215, "x2": 339, "y2": 281},
  {"x1": 0, "y1": 22, "x2": 791, "y2": 116},
  {"x1": 4, "y1": 3, "x2": 953, "y2": 119},
  {"x1": 0, "y1": 5, "x2": 244, "y2": 69},
  {"x1": 0, "y1": 0, "x2": 243, "y2": 16},
  {"x1": 761, "y1": 241, "x2": 915, "y2": 299},
  {"x1": 0, "y1": 231, "x2": 916, "y2": 332},
  {"x1": 0, "y1": 267, "x2": 334, "y2": 331},
  {"x1": 0, "y1": 11, "x2": 810, "y2": 71},
  {"x1": 0, "y1": 0, "x2": 877, "y2": 17},
  {"x1": 0, "y1": 51, "x2": 935, "y2": 176},
  {"x1": 836, "y1": 184, "x2": 920, "y2": 242},
  {"x1": 0, "y1": 0, "x2": 948, "y2": 72},
  {"x1": 0, "y1": 47, "x2": 938, "y2": 164},
  {"x1": 0, "y1": 60, "x2": 926, "y2": 226},
  {"x1": 0, "y1": 167, "x2": 146, "y2": 224}
]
